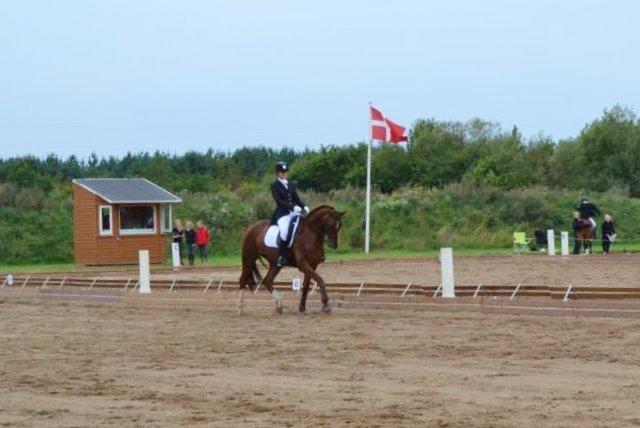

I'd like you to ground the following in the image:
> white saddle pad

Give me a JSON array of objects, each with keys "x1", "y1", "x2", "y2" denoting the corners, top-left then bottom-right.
[
  {"x1": 263, "y1": 216, "x2": 301, "y2": 249},
  {"x1": 264, "y1": 225, "x2": 280, "y2": 248}
]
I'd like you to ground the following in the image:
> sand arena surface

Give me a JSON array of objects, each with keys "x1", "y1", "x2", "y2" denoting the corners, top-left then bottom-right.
[
  {"x1": 0, "y1": 296, "x2": 639, "y2": 427},
  {"x1": 1, "y1": 254, "x2": 640, "y2": 426}
]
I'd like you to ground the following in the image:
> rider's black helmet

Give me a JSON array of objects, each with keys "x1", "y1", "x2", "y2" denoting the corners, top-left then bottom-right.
[
  {"x1": 275, "y1": 161, "x2": 288, "y2": 173},
  {"x1": 581, "y1": 197, "x2": 588, "y2": 203}
]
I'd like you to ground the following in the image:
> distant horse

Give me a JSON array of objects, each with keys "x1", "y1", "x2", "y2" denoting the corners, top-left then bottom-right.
[
  {"x1": 575, "y1": 219, "x2": 595, "y2": 254},
  {"x1": 239, "y1": 205, "x2": 345, "y2": 313}
]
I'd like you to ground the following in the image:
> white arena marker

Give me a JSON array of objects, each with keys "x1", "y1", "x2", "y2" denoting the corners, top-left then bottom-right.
[
  {"x1": 561, "y1": 231, "x2": 570, "y2": 256},
  {"x1": 138, "y1": 250, "x2": 151, "y2": 294},
  {"x1": 292, "y1": 277, "x2": 301, "y2": 293},
  {"x1": 547, "y1": 229, "x2": 556, "y2": 256},
  {"x1": 440, "y1": 247, "x2": 455, "y2": 298},
  {"x1": 171, "y1": 242, "x2": 181, "y2": 269}
]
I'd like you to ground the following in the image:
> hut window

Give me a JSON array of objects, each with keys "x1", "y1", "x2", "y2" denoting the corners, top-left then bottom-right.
[
  {"x1": 99, "y1": 205, "x2": 113, "y2": 236},
  {"x1": 119, "y1": 205, "x2": 156, "y2": 235},
  {"x1": 162, "y1": 204, "x2": 172, "y2": 233}
]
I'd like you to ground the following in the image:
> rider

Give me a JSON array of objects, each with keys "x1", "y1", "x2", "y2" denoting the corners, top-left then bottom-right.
[
  {"x1": 577, "y1": 197, "x2": 601, "y2": 229},
  {"x1": 271, "y1": 161, "x2": 309, "y2": 267}
]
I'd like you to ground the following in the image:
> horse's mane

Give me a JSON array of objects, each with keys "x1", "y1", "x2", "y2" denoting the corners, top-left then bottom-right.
[
  {"x1": 309, "y1": 204, "x2": 335, "y2": 216},
  {"x1": 302, "y1": 205, "x2": 336, "y2": 227}
]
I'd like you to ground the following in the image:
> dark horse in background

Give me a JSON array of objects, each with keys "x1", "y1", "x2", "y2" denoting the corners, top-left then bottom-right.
[
  {"x1": 239, "y1": 205, "x2": 345, "y2": 313},
  {"x1": 575, "y1": 219, "x2": 595, "y2": 254}
]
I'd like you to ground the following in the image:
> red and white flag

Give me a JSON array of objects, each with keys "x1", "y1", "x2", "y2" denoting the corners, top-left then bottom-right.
[{"x1": 370, "y1": 106, "x2": 408, "y2": 143}]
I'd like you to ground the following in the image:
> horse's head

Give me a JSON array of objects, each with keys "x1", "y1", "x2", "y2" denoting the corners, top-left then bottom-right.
[
  {"x1": 323, "y1": 209, "x2": 346, "y2": 249},
  {"x1": 306, "y1": 205, "x2": 346, "y2": 249}
]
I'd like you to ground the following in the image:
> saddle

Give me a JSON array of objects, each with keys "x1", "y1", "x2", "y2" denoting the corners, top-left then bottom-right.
[{"x1": 578, "y1": 218, "x2": 594, "y2": 229}]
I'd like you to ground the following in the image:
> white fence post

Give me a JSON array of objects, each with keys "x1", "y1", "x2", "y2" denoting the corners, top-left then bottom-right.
[
  {"x1": 440, "y1": 248, "x2": 455, "y2": 298},
  {"x1": 561, "y1": 231, "x2": 569, "y2": 256},
  {"x1": 547, "y1": 230, "x2": 556, "y2": 256},
  {"x1": 171, "y1": 243, "x2": 181, "y2": 269},
  {"x1": 138, "y1": 250, "x2": 151, "y2": 294}
]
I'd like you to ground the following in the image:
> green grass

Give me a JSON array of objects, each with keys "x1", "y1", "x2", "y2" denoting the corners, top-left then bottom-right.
[{"x1": 3, "y1": 242, "x2": 640, "y2": 274}]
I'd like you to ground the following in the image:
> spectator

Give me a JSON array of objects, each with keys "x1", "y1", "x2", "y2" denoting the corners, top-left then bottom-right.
[
  {"x1": 572, "y1": 211, "x2": 582, "y2": 254},
  {"x1": 172, "y1": 219, "x2": 185, "y2": 265},
  {"x1": 185, "y1": 221, "x2": 196, "y2": 266},
  {"x1": 196, "y1": 220, "x2": 210, "y2": 263},
  {"x1": 602, "y1": 214, "x2": 616, "y2": 254}
]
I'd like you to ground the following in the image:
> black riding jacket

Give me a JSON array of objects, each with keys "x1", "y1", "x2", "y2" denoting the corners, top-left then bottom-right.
[
  {"x1": 602, "y1": 221, "x2": 615, "y2": 237},
  {"x1": 270, "y1": 179, "x2": 305, "y2": 225},
  {"x1": 577, "y1": 201, "x2": 601, "y2": 219}
]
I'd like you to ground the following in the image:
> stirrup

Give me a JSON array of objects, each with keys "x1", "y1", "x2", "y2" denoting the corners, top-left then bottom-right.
[{"x1": 276, "y1": 256, "x2": 287, "y2": 267}]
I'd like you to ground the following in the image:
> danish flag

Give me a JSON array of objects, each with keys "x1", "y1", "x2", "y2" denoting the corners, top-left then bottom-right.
[{"x1": 370, "y1": 106, "x2": 408, "y2": 143}]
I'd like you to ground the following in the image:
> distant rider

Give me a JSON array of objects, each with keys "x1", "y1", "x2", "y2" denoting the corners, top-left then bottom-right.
[
  {"x1": 271, "y1": 161, "x2": 309, "y2": 267},
  {"x1": 577, "y1": 197, "x2": 601, "y2": 229}
]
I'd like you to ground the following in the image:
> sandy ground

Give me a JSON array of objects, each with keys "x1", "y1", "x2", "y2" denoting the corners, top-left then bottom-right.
[
  {"x1": 2, "y1": 254, "x2": 640, "y2": 427},
  {"x1": 1, "y1": 294, "x2": 639, "y2": 427}
]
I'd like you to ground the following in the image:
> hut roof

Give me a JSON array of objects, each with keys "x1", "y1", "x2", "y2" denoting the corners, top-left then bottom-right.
[{"x1": 73, "y1": 178, "x2": 182, "y2": 204}]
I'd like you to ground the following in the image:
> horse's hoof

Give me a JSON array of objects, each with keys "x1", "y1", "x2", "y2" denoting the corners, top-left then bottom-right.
[
  {"x1": 298, "y1": 306, "x2": 306, "y2": 314},
  {"x1": 320, "y1": 305, "x2": 332, "y2": 314}
]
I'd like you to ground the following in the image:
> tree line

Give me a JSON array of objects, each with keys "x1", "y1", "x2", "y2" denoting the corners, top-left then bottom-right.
[{"x1": 1, "y1": 105, "x2": 639, "y2": 197}]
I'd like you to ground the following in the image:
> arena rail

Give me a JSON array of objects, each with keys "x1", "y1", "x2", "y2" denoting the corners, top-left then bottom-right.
[{"x1": 2, "y1": 275, "x2": 640, "y2": 301}]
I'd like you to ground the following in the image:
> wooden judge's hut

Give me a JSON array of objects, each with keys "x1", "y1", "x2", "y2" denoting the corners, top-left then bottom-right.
[{"x1": 72, "y1": 178, "x2": 181, "y2": 265}]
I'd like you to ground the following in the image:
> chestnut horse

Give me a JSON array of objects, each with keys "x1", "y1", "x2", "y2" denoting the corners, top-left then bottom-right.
[
  {"x1": 575, "y1": 219, "x2": 595, "y2": 254},
  {"x1": 239, "y1": 205, "x2": 345, "y2": 313}
]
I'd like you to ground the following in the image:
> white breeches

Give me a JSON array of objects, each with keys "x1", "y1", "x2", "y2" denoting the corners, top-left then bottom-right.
[
  {"x1": 277, "y1": 212, "x2": 295, "y2": 241},
  {"x1": 589, "y1": 217, "x2": 596, "y2": 228}
]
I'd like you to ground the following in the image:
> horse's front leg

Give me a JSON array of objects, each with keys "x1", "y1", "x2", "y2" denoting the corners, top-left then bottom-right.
[
  {"x1": 299, "y1": 262, "x2": 331, "y2": 313},
  {"x1": 299, "y1": 274, "x2": 311, "y2": 313}
]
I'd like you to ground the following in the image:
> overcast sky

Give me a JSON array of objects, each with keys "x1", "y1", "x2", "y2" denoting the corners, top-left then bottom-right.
[{"x1": 1, "y1": 0, "x2": 639, "y2": 159}]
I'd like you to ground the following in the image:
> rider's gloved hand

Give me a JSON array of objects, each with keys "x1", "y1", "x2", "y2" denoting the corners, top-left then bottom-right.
[
  {"x1": 304, "y1": 206, "x2": 310, "y2": 214},
  {"x1": 293, "y1": 205, "x2": 302, "y2": 213}
]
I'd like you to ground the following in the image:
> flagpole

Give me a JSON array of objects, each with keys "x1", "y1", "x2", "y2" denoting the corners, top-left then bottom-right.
[{"x1": 365, "y1": 102, "x2": 372, "y2": 254}]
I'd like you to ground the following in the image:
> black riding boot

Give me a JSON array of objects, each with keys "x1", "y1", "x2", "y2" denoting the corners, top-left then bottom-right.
[
  {"x1": 276, "y1": 217, "x2": 298, "y2": 268},
  {"x1": 276, "y1": 238, "x2": 288, "y2": 267}
]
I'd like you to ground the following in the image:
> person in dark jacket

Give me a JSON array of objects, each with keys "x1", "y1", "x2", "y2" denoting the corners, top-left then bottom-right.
[
  {"x1": 172, "y1": 219, "x2": 185, "y2": 265},
  {"x1": 271, "y1": 161, "x2": 308, "y2": 267},
  {"x1": 184, "y1": 221, "x2": 196, "y2": 266},
  {"x1": 601, "y1": 214, "x2": 616, "y2": 253},
  {"x1": 572, "y1": 211, "x2": 582, "y2": 254}
]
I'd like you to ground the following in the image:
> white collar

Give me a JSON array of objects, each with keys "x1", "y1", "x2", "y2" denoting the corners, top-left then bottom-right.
[{"x1": 278, "y1": 177, "x2": 288, "y2": 187}]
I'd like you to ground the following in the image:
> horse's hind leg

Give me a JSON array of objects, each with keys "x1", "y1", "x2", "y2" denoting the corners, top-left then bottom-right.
[
  {"x1": 262, "y1": 264, "x2": 283, "y2": 313},
  {"x1": 239, "y1": 253, "x2": 255, "y2": 290},
  {"x1": 298, "y1": 275, "x2": 311, "y2": 313}
]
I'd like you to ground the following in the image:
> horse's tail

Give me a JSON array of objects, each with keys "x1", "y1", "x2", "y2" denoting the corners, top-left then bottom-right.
[{"x1": 239, "y1": 222, "x2": 265, "y2": 291}]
